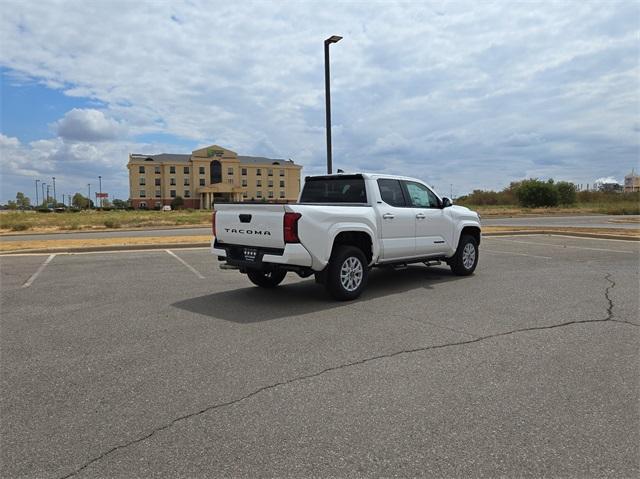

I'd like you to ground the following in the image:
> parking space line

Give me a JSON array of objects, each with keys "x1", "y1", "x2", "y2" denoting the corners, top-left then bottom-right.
[
  {"x1": 483, "y1": 249, "x2": 552, "y2": 260},
  {"x1": 488, "y1": 237, "x2": 637, "y2": 254},
  {"x1": 165, "y1": 249, "x2": 205, "y2": 279},
  {"x1": 21, "y1": 254, "x2": 56, "y2": 288}
]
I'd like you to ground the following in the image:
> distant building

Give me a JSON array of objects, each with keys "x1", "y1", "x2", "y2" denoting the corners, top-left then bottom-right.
[
  {"x1": 624, "y1": 170, "x2": 640, "y2": 193},
  {"x1": 127, "y1": 145, "x2": 302, "y2": 209}
]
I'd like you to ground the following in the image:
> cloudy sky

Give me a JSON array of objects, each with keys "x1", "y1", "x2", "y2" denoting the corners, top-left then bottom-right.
[{"x1": 1, "y1": 0, "x2": 638, "y2": 203}]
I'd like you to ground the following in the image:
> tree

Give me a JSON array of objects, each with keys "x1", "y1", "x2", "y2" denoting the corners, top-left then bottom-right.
[
  {"x1": 170, "y1": 196, "x2": 184, "y2": 209},
  {"x1": 15, "y1": 192, "x2": 31, "y2": 208},
  {"x1": 556, "y1": 181, "x2": 577, "y2": 204},
  {"x1": 72, "y1": 193, "x2": 90, "y2": 209},
  {"x1": 515, "y1": 179, "x2": 559, "y2": 207},
  {"x1": 6, "y1": 200, "x2": 17, "y2": 210},
  {"x1": 112, "y1": 199, "x2": 128, "y2": 209}
]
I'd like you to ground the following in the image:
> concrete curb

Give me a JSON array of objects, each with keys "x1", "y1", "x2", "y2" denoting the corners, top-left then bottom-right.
[
  {"x1": 1, "y1": 230, "x2": 638, "y2": 255},
  {"x1": 483, "y1": 230, "x2": 640, "y2": 241}
]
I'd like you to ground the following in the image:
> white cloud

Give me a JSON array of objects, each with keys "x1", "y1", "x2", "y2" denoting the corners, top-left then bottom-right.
[
  {"x1": 0, "y1": 0, "x2": 638, "y2": 200},
  {"x1": 54, "y1": 108, "x2": 126, "y2": 142}
]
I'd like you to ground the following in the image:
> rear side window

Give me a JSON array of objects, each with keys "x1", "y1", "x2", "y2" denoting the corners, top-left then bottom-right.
[
  {"x1": 377, "y1": 179, "x2": 406, "y2": 207},
  {"x1": 403, "y1": 181, "x2": 440, "y2": 208},
  {"x1": 300, "y1": 176, "x2": 367, "y2": 203}
]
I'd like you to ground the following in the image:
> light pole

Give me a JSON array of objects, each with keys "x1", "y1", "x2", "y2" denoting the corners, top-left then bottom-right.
[
  {"x1": 41, "y1": 183, "x2": 46, "y2": 207},
  {"x1": 35, "y1": 179, "x2": 40, "y2": 207},
  {"x1": 87, "y1": 184, "x2": 91, "y2": 210},
  {"x1": 324, "y1": 35, "x2": 342, "y2": 174},
  {"x1": 52, "y1": 177, "x2": 56, "y2": 206},
  {"x1": 98, "y1": 175, "x2": 102, "y2": 209},
  {"x1": 46, "y1": 184, "x2": 50, "y2": 206}
]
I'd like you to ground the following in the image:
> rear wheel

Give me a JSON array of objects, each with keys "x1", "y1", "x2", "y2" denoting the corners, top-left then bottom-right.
[
  {"x1": 326, "y1": 245, "x2": 368, "y2": 300},
  {"x1": 449, "y1": 235, "x2": 479, "y2": 276},
  {"x1": 247, "y1": 269, "x2": 287, "y2": 288}
]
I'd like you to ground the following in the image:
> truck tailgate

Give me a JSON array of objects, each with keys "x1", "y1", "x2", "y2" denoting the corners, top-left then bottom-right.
[{"x1": 215, "y1": 204, "x2": 286, "y2": 249}]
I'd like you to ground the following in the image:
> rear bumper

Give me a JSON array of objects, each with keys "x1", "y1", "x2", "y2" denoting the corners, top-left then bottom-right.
[{"x1": 211, "y1": 238, "x2": 313, "y2": 269}]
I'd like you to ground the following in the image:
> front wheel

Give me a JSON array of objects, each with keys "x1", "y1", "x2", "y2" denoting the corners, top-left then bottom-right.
[
  {"x1": 449, "y1": 235, "x2": 479, "y2": 276},
  {"x1": 247, "y1": 269, "x2": 287, "y2": 288},
  {"x1": 326, "y1": 246, "x2": 368, "y2": 301}
]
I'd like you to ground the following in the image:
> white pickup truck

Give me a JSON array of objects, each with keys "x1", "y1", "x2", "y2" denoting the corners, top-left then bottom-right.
[{"x1": 212, "y1": 173, "x2": 481, "y2": 300}]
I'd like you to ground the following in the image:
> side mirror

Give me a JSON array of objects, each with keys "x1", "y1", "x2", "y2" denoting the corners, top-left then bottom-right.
[{"x1": 442, "y1": 197, "x2": 453, "y2": 208}]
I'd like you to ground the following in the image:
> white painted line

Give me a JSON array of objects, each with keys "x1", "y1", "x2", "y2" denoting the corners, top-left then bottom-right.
[
  {"x1": 483, "y1": 249, "x2": 552, "y2": 260},
  {"x1": 165, "y1": 249, "x2": 205, "y2": 279},
  {"x1": 0, "y1": 247, "x2": 210, "y2": 258},
  {"x1": 21, "y1": 254, "x2": 55, "y2": 288},
  {"x1": 489, "y1": 237, "x2": 636, "y2": 254}
]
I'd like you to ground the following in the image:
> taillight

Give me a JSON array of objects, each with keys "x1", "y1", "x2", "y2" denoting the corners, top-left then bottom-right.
[
  {"x1": 212, "y1": 210, "x2": 216, "y2": 236},
  {"x1": 283, "y1": 212, "x2": 302, "y2": 243}
]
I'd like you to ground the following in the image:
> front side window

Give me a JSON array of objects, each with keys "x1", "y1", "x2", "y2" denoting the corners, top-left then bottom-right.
[
  {"x1": 199, "y1": 166, "x2": 205, "y2": 175},
  {"x1": 403, "y1": 181, "x2": 439, "y2": 208},
  {"x1": 227, "y1": 167, "x2": 234, "y2": 175},
  {"x1": 279, "y1": 169, "x2": 285, "y2": 177},
  {"x1": 155, "y1": 178, "x2": 161, "y2": 186},
  {"x1": 256, "y1": 190, "x2": 262, "y2": 198},
  {"x1": 170, "y1": 190, "x2": 176, "y2": 198},
  {"x1": 184, "y1": 178, "x2": 189, "y2": 186},
  {"x1": 139, "y1": 190, "x2": 146, "y2": 197},
  {"x1": 268, "y1": 180, "x2": 273, "y2": 187},
  {"x1": 139, "y1": 177, "x2": 146, "y2": 186},
  {"x1": 257, "y1": 180, "x2": 262, "y2": 187},
  {"x1": 268, "y1": 169, "x2": 273, "y2": 176},
  {"x1": 139, "y1": 166, "x2": 145, "y2": 174},
  {"x1": 378, "y1": 179, "x2": 406, "y2": 207},
  {"x1": 280, "y1": 180, "x2": 285, "y2": 187},
  {"x1": 256, "y1": 168, "x2": 261, "y2": 176},
  {"x1": 170, "y1": 166, "x2": 176, "y2": 174},
  {"x1": 241, "y1": 168, "x2": 247, "y2": 176},
  {"x1": 280, "y1": 190, "x2": 285, "y2": 198},
  {"x1": 242, "y1": 179, "x2": 247, "y2": 187},
  {"x1": 155, "y1": 166, "x2": 161, "y2": 174},
  {"x1": 268, "y1": 190, "x2": 274, "y2": 198},
  {"x1": 183, "y1": 166, "x2": 189, "y2": 174},
  {"x1": 155, "y1": 190, "x2": 161, "y2": 198},
  {"x1": 184, "y1": 190, "x2": 190, "y2": 198},
  {"x1": 170, "y1": 178, "x2": 176, "y2": 186},
  {"x1": 199, "y1": 179, "x2": 205, "y2": 186}
]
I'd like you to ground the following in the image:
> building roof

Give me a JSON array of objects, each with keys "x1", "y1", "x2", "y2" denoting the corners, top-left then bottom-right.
[
  {"x1": 130, "y1": 153, "x2": 297, "y2": 166},
  {"x1": 237, "y1": 156, "x2": 295, "y2": 166}
]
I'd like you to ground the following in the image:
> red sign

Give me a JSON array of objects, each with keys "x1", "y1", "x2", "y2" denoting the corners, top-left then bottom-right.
[{"x1": 95, "y1": 193, "x2": 109, "y2": 198}]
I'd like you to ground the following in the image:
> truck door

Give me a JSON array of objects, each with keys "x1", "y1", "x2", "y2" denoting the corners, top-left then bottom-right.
[
  {"x1": 376, "y1": 179, "x2": 416, "y2": 259},
  {"x1": 401, "y1": 181, "x2": 452, "y2": 256}
]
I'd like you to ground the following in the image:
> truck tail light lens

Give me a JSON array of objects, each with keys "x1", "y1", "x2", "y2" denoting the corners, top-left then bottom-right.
[
  {"x1": 283, "y1": 212, "x2": 302, "y2": 243},
  {"x1": 212, "y1": 210, "x2": 216, "y2": 236}
]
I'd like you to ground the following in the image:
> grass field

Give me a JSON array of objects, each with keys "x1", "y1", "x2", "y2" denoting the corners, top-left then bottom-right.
[
  {"x1": 1, "y1": 198, "x2": 638, "y2": 234},
  {"x1": 0, "y1": 210, "x2": 212, "y2": 233}
]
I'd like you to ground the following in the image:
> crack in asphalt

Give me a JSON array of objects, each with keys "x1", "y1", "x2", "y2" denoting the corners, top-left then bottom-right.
[{"x1": 59, "y1": 273, "x2": 637, "y2": 479}]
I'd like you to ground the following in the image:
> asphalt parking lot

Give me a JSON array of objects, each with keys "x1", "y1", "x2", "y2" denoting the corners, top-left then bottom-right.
[{"x1": 1, "y1": 235, "x2": 638, "y2": 478}]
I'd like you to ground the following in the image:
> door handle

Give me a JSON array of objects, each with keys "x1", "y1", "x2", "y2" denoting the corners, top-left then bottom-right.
[
  {"x1": 383, "y1": 213, "x2": 395, "y2": 219},
  {"x1": 416, "y1": 213, "x2": 426, "y2": 219}
]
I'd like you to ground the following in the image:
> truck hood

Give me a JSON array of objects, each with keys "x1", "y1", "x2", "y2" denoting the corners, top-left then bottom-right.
[{"x1": 449, "y1": 205, "x2": 480, "y2": 221}]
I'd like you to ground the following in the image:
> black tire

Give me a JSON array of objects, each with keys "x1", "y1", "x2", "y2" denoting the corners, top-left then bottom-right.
[
  {"x1": 326, "y1": 245, "x2": 368, "y2": 301},
  {"x1": 247, "y1": 269, "x2": 287, "y2": 288},
  {"x1": 449, "y1": 235, "x2": 479, "y2": 276}
]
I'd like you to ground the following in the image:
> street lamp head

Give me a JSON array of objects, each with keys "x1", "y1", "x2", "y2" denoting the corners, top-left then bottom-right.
[{"x1": 325, "y1": 35, "x2": 342, "y2": 44}]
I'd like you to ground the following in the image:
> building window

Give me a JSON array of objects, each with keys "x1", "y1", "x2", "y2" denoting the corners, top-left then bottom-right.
[
  {"x1": 268, "y1": 180, "x2": 273, "y2": 187},
  {"x1": 241, "y1": 168, "x2": 247, "y2": 176},
  {"x1": 155, "y1": 190, "x2": 161, "y2": 197},
  {"x1": 256, "y1": 191, "x2": 262, "y2": 198},
  {"x1": 243, "y1": 191, "x2": 248, "y2": 198},
  {"x1": 199, "y1": 178, "x2": 205, "y2": 186},
  {"x1": 155, "y1": 166, "x2": 161, "y2": 174},
  {"x1": 139, "y1": 190, "x2": 146, "y2": 197},
  {"x1": 199, "y1": 166, "x2": 205, "y2": 175},
  {"x1": 242, "y1": 179, "x2": 247, "y2": 187},
  {"x1": 170, "y1": 178, "x2": 176, "y2": 186},
  {"x1": 256, "y1": 168, "x2": 261, "y2": 176},
  {"x1": 227, "y1": 167, "x2": 234, "y2": 175},
  {"x1": 140, "y1": 202, "x2": 147, "y2": 208},
  {"x1": 268, "y1": 191, "x2": 274, "y2": 198},
  {"x1": 155, "y1": 178, "x2": 161, "y2": 186},
  {"x1": 256, "y1": 180, "x2": 262, "y2": 187},
  {"x1": 184, "y1": 178, "x2": 189, "y2": 186},
  {"x1": 170, "y1": 166, "x2": 176, "y2": 174},
  {"x1": 170, "y1": 190, "x2": 176, "y2": 198},
  {"x1": 279, "y1": 180, "x2": 285, "y2": 187},
  {"x1": 184, "y1": 190, "x2": 190, "y2": 198},
  {"x1": 155, "y1": 201, "x2": 162, "y2": 208},
  {"x1": 139, "y1": 166, "x2": 145, "y2": 174},
  {"x1": 268, "y1": 169, "x2": 273, "y2": 176},
  {"x1": 139, "y1": 177, "x2": 146, "y2": 185},
  {"x1": 279, "y1": 169, "x2": 285, "y2": 177},
  {"x1": 183, "y1": 166, "x2": 189, "y2": 174},
  {"x1": 280, "y1": 190, "x2": 285, "y2": 198}
]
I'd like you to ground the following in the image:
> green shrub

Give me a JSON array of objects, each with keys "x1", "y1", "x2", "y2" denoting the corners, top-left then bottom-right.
[
  {"x1": 556, "y1": 181, "x2": 577, "y2": 205},
  {"x1": 515, "y1": 179, "x2": 559, "y2": 207},
  {"x1": 11, "y1": 223, "x2": 29, "y2": 231},
  {"x1": 103, "y1": 220, "x2": 121, "y2": 228}
]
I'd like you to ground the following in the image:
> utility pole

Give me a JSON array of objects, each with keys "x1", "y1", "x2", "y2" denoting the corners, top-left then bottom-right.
[
  {"x1": 98, "y1": 175, "x2": 102, "y2": 209},
  {"x1": 52, "y1": 177, "x2": 56, "y2": 206},
  {"x1": 46, "y1": 184, "x2": 50, "y2": 205},
  {"x1": 88, "y1": 184, "x2": 91, "y2": 209},
  {"x1": 35, "y1": 179, "x2": 40, "y2": 207},
  {"x1": 41, "y1": 183, "x2": 46, "y2": 207},
  {"x1": 450, "y1": 184, "x2": 453, "y2": 199},
  {"x1": 324, "y1": 35, "x2": 342, "y2": 174}
]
